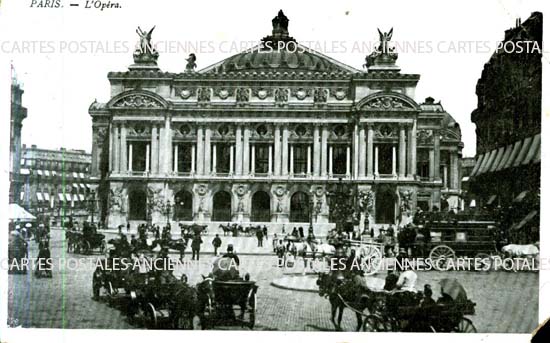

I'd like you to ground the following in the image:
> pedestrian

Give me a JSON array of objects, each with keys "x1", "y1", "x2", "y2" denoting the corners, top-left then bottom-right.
[
  {"x1": 118, "y1": 224, "x2": 123, "y2": 234},
  {"x1": 127, "y1": 222, "x2": 130, "y2": 233},
  {"x1": 298, "y1": 226, "x2": 304, "y2": 239},
  {"x1": 212, "y1": 234, "x2": 222, "y2": 255},
  {"x1": 256, "y1": 228, "x2": 264, "y2": 247},
  {"x1": 36, "y1": 239, "x2": 52, "y2": 278},
  {"x1": 263, "y1": 225, "x2": 268, "y2": 239},
  {"x1": 191, "y1": 234, "x2": 202, "y2": 260},
  {"x1": 272, "y1": 233, "x2": 278, "y2": 252}
]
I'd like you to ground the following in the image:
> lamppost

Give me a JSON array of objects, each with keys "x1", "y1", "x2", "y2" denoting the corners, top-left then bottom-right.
[{"x1": 87, "y1": 189, "x2": 98, "y2": 224}]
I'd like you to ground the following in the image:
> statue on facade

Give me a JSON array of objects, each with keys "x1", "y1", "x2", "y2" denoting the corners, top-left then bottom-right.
[
  {"x1": 400, "y1": 189, "x2": 413, "y2": 213},
  {"x1": 237, "y1": 199, "x2": 244, "y2": 213},
  {"x1": 134, "y1": 26, "x2": 159, "y2": 64},
  {"x1": 364, "y1": 28, "x2": 398, "y2": 69},
  {"x1": 185, "y1": 53, "x2": 197, "y2": 72},
  {"x1": 272, "y1": 10, "x2": 289, "y2": 34},
  {"x1": 109, "y1": 187, "x2": 124, "y2": 214}
]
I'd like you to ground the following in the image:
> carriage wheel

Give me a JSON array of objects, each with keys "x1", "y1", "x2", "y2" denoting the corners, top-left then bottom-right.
[
  {"x1": 100, "y1": 240, "x2": 107, "y2": 253},
  {"x1": 429, "y1": 245, "x2": 456, "y2": 271},
  {"x1": 474, "y1": 253, "x2": 492, "y2": 271},
  {"x1": 362, "y1": 315, "x2": 388, "y2": 332},
  {"x1": 452, "y1": 317, "x2": 477, "y2": 333},
  {"x1": 145, "y1": 303, "x2": 158, "y2": 329},
  {"x1": 247, "y1": 290, "x2": 257, "y2": 329},
  {"x1": 358, "y1": 245, "x2": 383, "y2": 276}
]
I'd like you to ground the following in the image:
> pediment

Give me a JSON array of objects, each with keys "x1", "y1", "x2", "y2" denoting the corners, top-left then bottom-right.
[
  {"x1": 357, "y1": 92, "x2": 419, "y2": 111},
  {"x1": 108, "y1": 90, "x2": 168, "y2": 109}
]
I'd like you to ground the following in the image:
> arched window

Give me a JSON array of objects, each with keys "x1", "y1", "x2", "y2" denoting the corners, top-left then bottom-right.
[
  {"x1": 290, "y1": 191, "x2": 310, "y2": 223},
  {"x1": 212, "y1": 191, "x2": 232, "y2": 222},
  {"x1": 251, "y1": 191, "x2": 271, "y2": 222},
  {"x1": 129, "y1": 189, "x2": 147, "y2": 220},
  {"x1": 174, "y1": 190, "x2": 193, "y2": 221}
]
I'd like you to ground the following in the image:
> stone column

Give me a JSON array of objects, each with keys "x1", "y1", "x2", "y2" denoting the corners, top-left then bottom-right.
[
  {"x1": 151, "y1": 126, "x2": 159, "y2": 174},
  {"x1": 196, "y1": 127, "x2": 204, "y2": 175},
  {"x1": 268, "y1": 145, "x2": 273, "y2": 174},
  {"x1": 204, "y1": 127, "x2": 212, "y2": 175},
  {"x1": 146, "y1": 144, "x2": 150, "y2": 172},
  {"x1": 243, "y1": 127, "x2": 250, "y2": 175},
  {"x1": 392, "y1": 145, "x2": 397, "y2": 176},
  {"x1": 120, "y1": 124, "x2": 127, "y2": 173},
  {"x1": 274, "y1": 126, "x2": 281, "y2": 175},
  {"x1": 112, "y1": 124, "x2": 120, "y2": 173},
  {"x1": 374, "y1": 145, "x2": 379, "y2": 176},
  {"x1": 321, "y1": 126, "x2": 328, "y2": 176},
  {"x1": 307, "y1": 145, "x2": 312, "y2": 174},
  {"x1": 429, "y1": 149, "x2": 435, "y2": 181},
  {"x1": 173, "y1": 144, "x2": 178, "y2": 173},
  {"x1": 164, "y1": 116, "x2": 172, "y2": 174},
  {"x1": 128, "y1": 143, "x2": 133, "y2": 172},
  {"x1": 353, "y1": 123, "x2": 359, "y2": 178},
  {"x1": 229, "y1": 145, "x2": 234, "y2": 174},
  {"x1": 235, "y1": 126, "x2": 242, "y2": 175},
  {"x1": 451, "y1": 151, "x2": 459, "y2": 189},
  {"x1": 346, "y1": 145, "x2": 351, "y2": 177},
  {"x1": 367, "y1": 124, "x2": 374, "y2": 177},
  {"x1": 434, "y1": 130, "x2": 441, "y2": 181},
  {"x1": 358, "y1": 126, "x2": 366, "y2": 177},
  {"x1": 398, "y1": 124, "x2": 406, "y2": 177},
  {"x1": 313, "y1": 125, "x2": 320, "y2": 176},
  {"x1": 411, "y1": 121, "x2": 417, "y2": 176},
  {"x1": 290, "y1": 144, "x2": 295, "y2": 175},
  {"x1": 443, "y1": 164, "x2": 448, "y2": 188},
  {"x1": 191, "y1": 145, "x2": 196, "y2": 174},
  {"x1": 282, "y1": 126, "x2": 289, "y2": 176},
  {"x1": 251, "y1": 145, "x2": 256, "y2": 175},
  {"x1": 212, "y1": 144, "x2": 217, "y2": 174},
  {"x1": 109, "y1": 124, "x2": 114, "y2": 173},
  {"x1": 328, "y1": 145, "x2": 333, "y2": 176}
]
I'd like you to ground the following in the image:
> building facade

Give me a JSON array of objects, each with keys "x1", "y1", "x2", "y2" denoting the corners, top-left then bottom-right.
[
  {"x1": 90, "y1": 11, "x2": 463, "y2": 230},
  {"x1": 469, "y1": 12, "x2": 541, "y2": 242},
  {"x1": 9, "y1": 76, "x2": 27, "y2": 204},
  {"x1": 19, "y1": 145, "x2": 93, "y2": 224}
]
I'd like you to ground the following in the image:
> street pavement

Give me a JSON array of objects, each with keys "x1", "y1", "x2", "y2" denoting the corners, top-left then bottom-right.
[{"x1": 7, "y1": 229, "x2": 539, "y2": 332}]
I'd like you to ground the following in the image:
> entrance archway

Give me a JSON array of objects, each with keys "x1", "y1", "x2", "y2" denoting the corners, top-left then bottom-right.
[
  {"x1": 174, "y1": 190, "x2": 193, "y2": 221},
  {"x1": 290, "y1": 191, "x2": 310, "y2": 223},
  {"x1": 129, "y1": 189, "x2": 147, "y2": 220},
  {"x1": 212, "y1": 191, "x2": 232, "y2": 222},
  {"x1": 375, "y1": 187, "x2": 396, "y2": 224},
  {"x1": 251, "y1": 191, "x2": 271, "y2": 222}
]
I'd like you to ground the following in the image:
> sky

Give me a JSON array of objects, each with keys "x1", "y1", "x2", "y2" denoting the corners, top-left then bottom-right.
[{"x1": 1, "y1": 0, "x2": 546, "y2": 157}]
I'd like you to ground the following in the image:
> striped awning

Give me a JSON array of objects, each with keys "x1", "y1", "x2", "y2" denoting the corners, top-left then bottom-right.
[
  {"x1": 44, "y1": 170, "x2": 50, "y2": 177},
  {"x1": 66, "y1": 194, "x2": 72, "y2": 201},
  {"x1": 58, "y1": 193, "x2": 66, "y2": 201},
  {"x1": 80, "y1": 183, "x2": 86, "y2": 189},
  {"x1": 37, "y1": 170, "x2": 43, "y2": 176},
  {"x1": 79, "y1": 172, "x2": 85, "y2": 179},
  {"x1": 20, "y1": 168, "x2": 30, "y2": 175},
  {"x1": 43, "y1": 193, "x2": 50, "y2": 201},
  {"x1": 36, "y1": 193, "x2": 44, "y2": 201},
  {"x1": 470, "y1": 134, "x2": 540, "y2": 178},
  {"x1": 51, "y1": 170, "x2": 57, "y2": 177},
  {"x1": 78, "y1": 194, "x2": 85, "y2": 201},
  {"x1": 73, "y1": 183, "x2": 80, "y2": 189},
  {"x1": 512, "y1": 210, "x2": 538, "y2": 230},
  {"x1": 513, "y1": 191, "x2": 529, "y2": 203}
]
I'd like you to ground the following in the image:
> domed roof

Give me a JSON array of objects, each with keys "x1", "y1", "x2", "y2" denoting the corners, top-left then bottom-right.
[
  {"x1": 202, "y1": 46, "x2": 355, "y2": 73},
  {"x1": 200, "y1": 10, "x2": 359, "y2": 74}
]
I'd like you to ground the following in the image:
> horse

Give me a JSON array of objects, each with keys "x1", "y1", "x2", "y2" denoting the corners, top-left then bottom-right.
[
  {"x1": 168, "y1": 275, "x2": 214, "y2": 330},
  {"x1": 317, "y1": 273, "x2": 377, "y2": 331},
  {"x1": 218, "y1": 224, "x2": 233, "y2": 236}
]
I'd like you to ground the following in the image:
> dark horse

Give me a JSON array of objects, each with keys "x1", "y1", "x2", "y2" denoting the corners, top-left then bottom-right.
[
  {"x1": 317, "y1": 273, "x2": 377, "y2": 331},
  {"x1": 170, "y1": 275, "x2": 215, "y2": 329}
]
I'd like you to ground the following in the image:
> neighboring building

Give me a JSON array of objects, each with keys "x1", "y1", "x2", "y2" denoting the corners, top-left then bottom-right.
[
  {"x1": 19, "y1": 145, "x2": 93, "y2": 224},
  {"x1": 89, "y1": 11, "x2": 464, "y2": 231},
  {"x1": 469, "y1": 12, "x2": 542, "y2": 242},
  {"x1": 9, "y1": 75, "x2": 27, "y2": 204}
]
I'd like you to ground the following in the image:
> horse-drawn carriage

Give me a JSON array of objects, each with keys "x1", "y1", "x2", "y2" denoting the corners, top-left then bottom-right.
[
  {"x1": 67, "y1": 230, "x2": 106, "y2": 254},
  {"x1": 362, "y1": 278, "x2": 477, "y2": 332},
  {"x1": 399, "y1": 220, "x2": 502, "y2": 270},
  {"x1": 201, "y1": 280, "x2": 258, "y2": 329}
]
